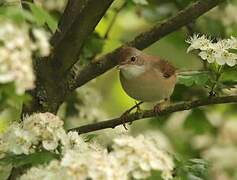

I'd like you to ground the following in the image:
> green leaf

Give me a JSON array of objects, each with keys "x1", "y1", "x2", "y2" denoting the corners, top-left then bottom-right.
[
  {"x1": 147, "y1": 170, "x2": 162, "y2": 180},
  {"x1": 229, "y1": 48, "x2": 237, "y2": 54},
  {"x1": 177, "y1": 72, "x2": 210, "y2": 87},
  {"x1": 0, "y1": 6, "x2": 34, "y2": 23},
  {"x1": 27, "y1": 2, "x2": 58, "y2": 32},
  {"x1": 0, "y1": 151, "x2": 59, "y2": 168},
  {"x1": 174, "y1": 157, "x2": 209, "y2": 180},
  {"x1": 184, "y1": 109, "x2": 213, "y2": 134},
  {"x1": 178, "y1": 75, "x2": 195, "y2": 86},
  {"x1": 0, "y1": 164, "x2": 12, "y2": 180},
  {"x1": 84, "y1": 134, "x2": 98, "y2": 142},
  {"x1": 80, "y1": 32, "x2": 105, "y2": 64}
]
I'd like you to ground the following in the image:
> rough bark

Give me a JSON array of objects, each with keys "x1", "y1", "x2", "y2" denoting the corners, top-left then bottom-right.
[
  {"x1": 23, "y1": 0, "x2": 114, "y2": 114},
  {"x1": 70, "y1": 95, "x2": 237, "y2": 134}
]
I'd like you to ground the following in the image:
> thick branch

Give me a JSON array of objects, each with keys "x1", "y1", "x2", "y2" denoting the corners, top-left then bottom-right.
[
  {"x1": 50, "y1": 0, "x2": 88, "y2": 46},
  {"x1": 50, "y1": 0, "x2": 114, "y2": 74},
  {"x1": 70, "y1": 95, "x2": 237, "y2": 134},
  {"x1": 23, "y1": 0, "x2": 114, "y2": 114},
  {"x1": 66, "y1": 0, "x2": 225, "y2": 92}
]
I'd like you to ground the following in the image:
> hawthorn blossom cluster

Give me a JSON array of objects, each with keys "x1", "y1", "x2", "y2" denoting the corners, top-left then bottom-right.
[
  {"x1": 20, "y1": 135, "x2": 174, "y2": 180},
  {"x1": 111, "y1": 135, "x2": 174, "y2": 179},
  {"x1": 186, "y1": 34, "x2": 237, "y2": 67},
  {"x1": 0, "y1": 113, "x2": 66, "y2": 156},
  {"x1": 0, "y1": 20, "x2": 50, "y2": 94},
  {"x1": 0, "y1": 113, "x2": 174, "y2": 180}
]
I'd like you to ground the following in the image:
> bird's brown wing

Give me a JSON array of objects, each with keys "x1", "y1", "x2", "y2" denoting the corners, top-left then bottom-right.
[{"x1": 156, "y1": 59, "x2": 176, "y2": 78}]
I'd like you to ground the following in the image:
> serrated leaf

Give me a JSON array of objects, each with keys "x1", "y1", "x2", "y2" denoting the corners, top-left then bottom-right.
[
  {"x1": 0, "y1": 151, "x2": 59, "y2": 168},
  {"x1": 178, "y1": 75, "x2": 195, "y2": 86},
  {"x1": 184, "y1": 109, "x2": 213, "y2": 134},
  {"x1": 27, "y1": 3, "x2": 58, "y2": 32},
  {"x1": 174, "y1": 157, "x2": 209, "y2": 180},
  {"x1": 177, "y1": 73, "x2": 210, "y2": 87}
]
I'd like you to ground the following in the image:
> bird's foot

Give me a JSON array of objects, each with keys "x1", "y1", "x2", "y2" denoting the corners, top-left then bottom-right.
[
  {"x1": 134, "y1": 101, "x2": 142, "y2": 114},
  {"x1": 120, "y1": 101, "x2": 143, "y2": 130},
  {"x1": 153, "y1": 98, "x2": 169, "y2": 115},
  {"x1": 153, "y1": 104, "x2": 162, "y2": 114},
  {"x1": 120, "y1": 110, "x2": 130, "y2": 130}
]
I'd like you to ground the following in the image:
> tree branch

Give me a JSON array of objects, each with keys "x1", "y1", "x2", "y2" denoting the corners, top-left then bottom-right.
[
  {"x1": 49, "y1": 0, "x2": 114, "y2": 75},
  {"x1": 69, "y1": 95, "x2": 237, "y2": 134},
  {"x1": 23, "y1": 0, "x2": 114, "y2": 114},
  {"x1": 65, "y1": 0, "x2": 225, "y2": 93}
]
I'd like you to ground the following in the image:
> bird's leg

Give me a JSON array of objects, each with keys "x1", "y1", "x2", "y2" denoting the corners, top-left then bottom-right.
[
  {"x1": 120, "y1": 101, "x2": 143, "y2": 130},
  {"x1": 153, "y1": 98, "x2": 169, "y2": 114},
  {"x1": 134, "y1": 101, "x2": 143, "y2": 113},
  {"x1": 128, "y1": 101, "x2": 142, "y2": 125}
]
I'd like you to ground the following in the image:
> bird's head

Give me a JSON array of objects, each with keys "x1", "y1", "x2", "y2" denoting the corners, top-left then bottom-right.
[{"x1": 117, "y1": 47, "x2": 147, "y2": 79}]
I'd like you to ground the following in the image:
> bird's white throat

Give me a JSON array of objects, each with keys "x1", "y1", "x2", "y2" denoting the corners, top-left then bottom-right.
[{"x1": 120, "y1": 65, "x2": 146, "y2": 79}]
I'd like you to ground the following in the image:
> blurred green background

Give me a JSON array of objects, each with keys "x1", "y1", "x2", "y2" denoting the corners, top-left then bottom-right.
[{"x1": 1, "y1": 0, "x2": 237, "y2": 179}]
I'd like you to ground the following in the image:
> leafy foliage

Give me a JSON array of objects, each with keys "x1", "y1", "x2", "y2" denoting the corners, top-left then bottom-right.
[
  {"x1": 0, "y1": 151, "x2": 59, "y2": 168},
  {"x1": 184, "y1": 108, "x2": 214, "y2": 134},
  {"x1": 27, "y1": 2, "x2": 58, "y2": 32},
  {"x1": 0, "y1": 6, "x2": 34, "y2": 23},
  {"x1": 175, "y1": 158, "x2": 209, "y2": 180},
  {"x1": 0, "y1": 3, "x2": 57, "y2": 32},
  {"x1": 177, "y1": 73, "x2": 210, "y2": 87},
  {"x1": 80, "y1": 32, "x2": 106, "y2": 65}
]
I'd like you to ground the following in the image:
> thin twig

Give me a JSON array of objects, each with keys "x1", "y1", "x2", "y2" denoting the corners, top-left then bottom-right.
[
  {"x1": 69, "y1": 95, "x2": 237, "y2": 134},
  {"x1": 104, "y1": 1, "x2": 127, "y2": 39},
  {"x1": 209, "y1": 66, "x2": 223, "y2": 96}
]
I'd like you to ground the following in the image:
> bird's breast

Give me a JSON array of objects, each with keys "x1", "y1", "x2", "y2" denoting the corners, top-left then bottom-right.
[{"x1": 119, "y1": 69, "x2": 176, "y2": 102}]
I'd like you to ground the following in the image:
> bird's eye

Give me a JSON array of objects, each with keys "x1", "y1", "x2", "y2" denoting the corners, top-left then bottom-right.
[{"x1": 131, "y1": 56, "x2": 137, "y2": 62}]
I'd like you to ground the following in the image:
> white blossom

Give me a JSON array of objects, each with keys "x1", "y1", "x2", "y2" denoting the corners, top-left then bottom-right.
[
  {"x1": 112, "y1": 135, "x2": 174, "y2": 180},
  {"x1": 61, "y1": 131, "x2": 89, "y2": 153},
  {"x1": 19, "y1": 161, "x2": 70, "y2": 180},
  {"x1": 61, "y1": 149, "x2": 115, "y2": 180},
  {"x1": 0, "y1": 20, "x2": 50, "y2": 94},
  {"x1": 32, "y1": 29, "x2": 51, "y2": 56},
  {"x1": 186, "y1": 34, "x2": 212, "y2": 53},
  {"x1": 0, "y1": 122, "x2": 36, "y2": 155},
  {"x1": 187, "y1": 34, "x2": 237, "y2": 67},
  {"x1": 18, "y1": 133, "x2": 174, "y2": 180},
  {"x1": 0, "y1": 113, "x2": 66, "y2": 156}
]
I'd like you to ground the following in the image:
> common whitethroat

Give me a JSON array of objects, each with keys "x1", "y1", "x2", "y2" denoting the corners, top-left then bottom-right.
[{"x1": 117, "y1": 47, "x2": 177, "y2": 114}]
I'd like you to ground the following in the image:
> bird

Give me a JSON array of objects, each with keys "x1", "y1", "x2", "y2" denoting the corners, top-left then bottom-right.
[{"x1": 117, "y1": 46, "x2": 177, "y2": 115}]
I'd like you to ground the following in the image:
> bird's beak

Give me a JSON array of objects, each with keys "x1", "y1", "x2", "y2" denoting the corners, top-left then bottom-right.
[{"x1": 117, "y1": 61, "x2": 127, "y2": 70}]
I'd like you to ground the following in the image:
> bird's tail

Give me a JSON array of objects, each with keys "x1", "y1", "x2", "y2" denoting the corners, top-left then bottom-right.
[{"x1": 176, "y1": 70, "x2": 210, "y2": 76}]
